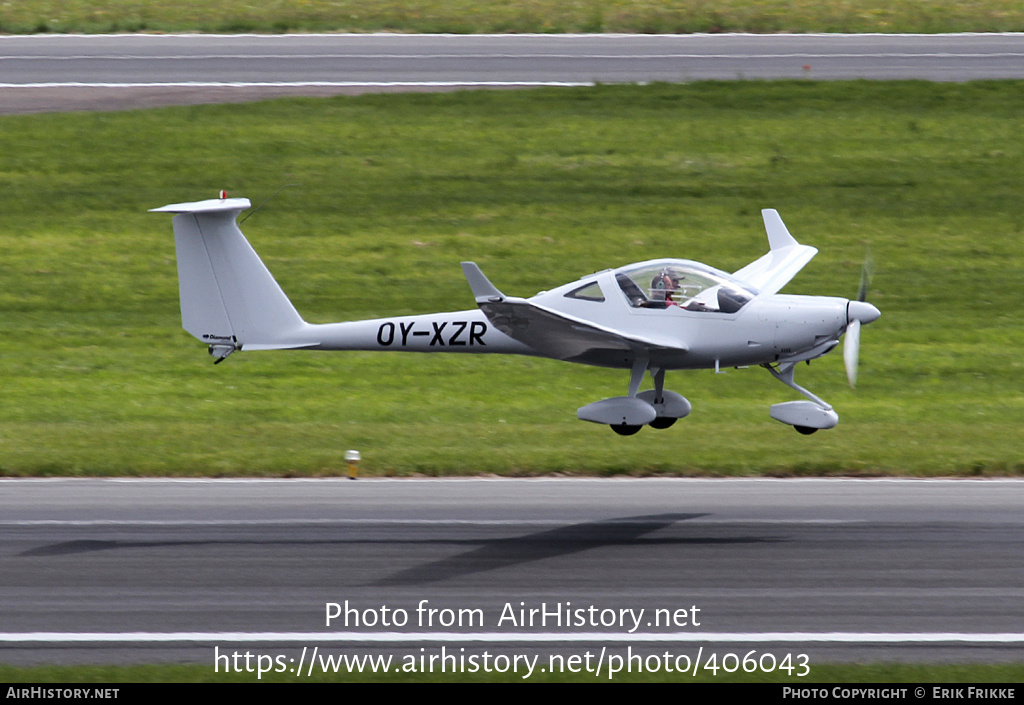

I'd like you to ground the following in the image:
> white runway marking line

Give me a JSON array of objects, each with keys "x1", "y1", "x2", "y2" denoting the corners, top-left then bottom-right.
[
  {"x1": 3, "y1": 53, "x2": 1023, "y2": 60},
  {"x1": 3, "y1": 632, "x2": 1024, "y2": 644},
  {"x1": 1, "y1": 31, "x2": 1023, "y2": 39},
  {"x1": 0, "y1": 518, "x2": 867, "y2": 527},
  {"x1": 27, "y1": 475, "x2": 1024, "y2": 483},
  {"x1": 0, "y1": 81, "x2": 594, "y2": 89}
]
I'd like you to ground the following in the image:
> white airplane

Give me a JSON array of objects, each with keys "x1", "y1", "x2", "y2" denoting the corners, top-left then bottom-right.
[{"x1": 153, "y1": 195, "x2": 879, "y2": 436}]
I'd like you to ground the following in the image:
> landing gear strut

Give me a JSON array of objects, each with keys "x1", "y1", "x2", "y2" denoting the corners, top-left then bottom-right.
[
  {"x1": 763, "y1": 362, "x2": 838, "y2": 433},
  {"x1": 577, "y1": 359, "x2": 691, "y2": 435}
]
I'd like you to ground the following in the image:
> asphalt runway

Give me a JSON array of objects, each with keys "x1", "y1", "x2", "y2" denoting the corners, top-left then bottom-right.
[
  {"x1": 1, "y1": 33, "x2": 1024, "y2": 113},
  {"x1": 2, "y1": 478, "x2": 1023, "y2": 670}
]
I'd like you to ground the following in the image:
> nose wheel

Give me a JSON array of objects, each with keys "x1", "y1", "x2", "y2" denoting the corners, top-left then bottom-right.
[{"x1": 764, "y1": 362, "x2": 838, "y2": 433}]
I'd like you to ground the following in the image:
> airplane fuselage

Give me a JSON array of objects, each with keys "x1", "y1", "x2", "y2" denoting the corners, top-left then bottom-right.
[{"x1": 300, "y1": 292, "x2": 850, "y2": 372}]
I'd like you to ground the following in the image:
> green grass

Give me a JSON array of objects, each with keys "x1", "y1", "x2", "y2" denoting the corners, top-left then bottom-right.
[
  {"x1": 3, "y1": 0, "x2": 1024, "y2": 34},
  {"x1": 2, "y1": 661, "x2": 1022, "y2": 682},
  {"x1": 0, "y1": 81, "x2": 1022, "y2": 476}
]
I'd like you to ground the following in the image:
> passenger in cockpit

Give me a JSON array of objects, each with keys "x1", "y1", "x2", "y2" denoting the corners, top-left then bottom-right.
[{"x1": 650, "y1": 269, "x2": 681, "y2": 308}]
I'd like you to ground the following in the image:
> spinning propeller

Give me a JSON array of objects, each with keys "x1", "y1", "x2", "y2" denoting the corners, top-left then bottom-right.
[{"x1": 843, "y1": 253, "x2": 879, "y2": 388}]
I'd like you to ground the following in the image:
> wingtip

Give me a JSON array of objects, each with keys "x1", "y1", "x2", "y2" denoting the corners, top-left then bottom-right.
[
  {"x1": 761, "y1": 208, "x2": 800, "y2": 250},
  {"x1": 461, "y1": 262, "x2": 505, "y2": 303}
]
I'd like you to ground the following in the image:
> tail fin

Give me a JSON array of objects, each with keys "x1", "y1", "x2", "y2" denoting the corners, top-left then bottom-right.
[{"x1": 151, "y1": 197, "x2": 310, "y2": 357}]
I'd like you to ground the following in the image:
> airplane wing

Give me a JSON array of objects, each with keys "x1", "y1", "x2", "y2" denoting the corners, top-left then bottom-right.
[
  {"x1": 461, "y1": 263, "x2": 686, "y2": 361},
  {"x1": 731, "y1": 209, "x2": 818, "y2": 295}
]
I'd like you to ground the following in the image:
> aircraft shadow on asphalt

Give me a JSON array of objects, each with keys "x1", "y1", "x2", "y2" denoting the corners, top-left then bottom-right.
[
  {"x1": 17, "y1": 513, "x2": 785, "y2": 585},
  {"x1": 374, "y1": 513, "x2": 784, "y2": 586}
]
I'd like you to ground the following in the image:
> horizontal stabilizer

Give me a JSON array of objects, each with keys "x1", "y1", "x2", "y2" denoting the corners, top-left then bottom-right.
[{"x1": 150, "y1": 197, "x2": 252, "y2": 215}]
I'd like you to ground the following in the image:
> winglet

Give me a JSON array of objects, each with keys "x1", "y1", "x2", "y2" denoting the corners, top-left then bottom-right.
[
  {"x1": 461, "y1": 262, "x2": 505, "y2": 304},
  {"x1": 761, "y1": 208, "x2": 799, "y2": 250},
  {"x1": 732, "y1": 210, "x2": 818, "y2": 295}
]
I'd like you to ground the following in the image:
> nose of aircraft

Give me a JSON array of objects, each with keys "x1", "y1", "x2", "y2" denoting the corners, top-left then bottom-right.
[{"x1": 847, "y1": 300, "x2": 880, "y2": 325}]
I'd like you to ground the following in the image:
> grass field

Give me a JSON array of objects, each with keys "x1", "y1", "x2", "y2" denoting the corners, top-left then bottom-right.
[
  {"x1": 3, "y1": 0, "x2": 1024, "y2": 34},
  {"x1": 0, "y1": 80, "x2": 1022, "y2": 477}
]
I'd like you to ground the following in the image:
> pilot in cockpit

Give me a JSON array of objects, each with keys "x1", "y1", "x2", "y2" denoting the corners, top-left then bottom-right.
[{"x1": 650, "y1": 269, "x2": 681, "y2": 307}]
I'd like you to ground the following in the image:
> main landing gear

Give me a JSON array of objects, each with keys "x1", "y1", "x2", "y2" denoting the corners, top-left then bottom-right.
[{"x1": 578, "y1": 359, "x2": 691, "y2": 435}]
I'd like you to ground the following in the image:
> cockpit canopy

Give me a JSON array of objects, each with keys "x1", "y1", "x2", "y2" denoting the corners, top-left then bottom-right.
[{"x1": 615, "y1": 260, "x2": 757, "y2": 313}]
